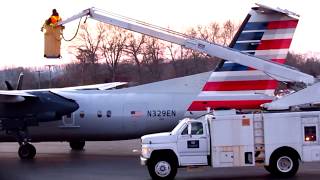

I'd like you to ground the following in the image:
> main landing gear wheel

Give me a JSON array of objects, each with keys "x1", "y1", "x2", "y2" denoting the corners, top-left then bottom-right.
[
  {"x1": 69, "y1": 141, "x2": 85, "y2": 150},
  {"x1": 18, "y1": 143, "x2": 36, "y2": 160}
]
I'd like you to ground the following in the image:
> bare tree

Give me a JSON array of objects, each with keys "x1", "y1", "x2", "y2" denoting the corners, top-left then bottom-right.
[
  {"x1": 124, "y1": 32, "x2": 145, "y2": 83},
  {"x1": 72, "y1": 23, "x2": 106, "y2": 84},
  {"x1": 166, "y1": 42, "x2": 183, "y2": 76},
  {"x1": 184, "y1": 27, "x2": 206, "y2": 60},
  {"x1": 193, "y1": 21, "x2": 236, "y2": 46},
  {"x1": 142, "y1": 36, "x2": 165, "y2": 81},
  {"x1": 76, "y1": 23, "x2": 105, "y2": 64},
  {"x1": 220, "y1": 20, "x2": 236, "y2": 46},
  {"x1": 101, "y1": 24, "x2": 128, "y2": 82},
  {"x1": 206, "y1": 22, "x2": 221, "y2": 43}
]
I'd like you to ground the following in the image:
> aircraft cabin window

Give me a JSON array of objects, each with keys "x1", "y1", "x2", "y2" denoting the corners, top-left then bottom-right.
[
  {"x1": 79, "y1": 111, "x2": 85, "y2": 118},
  {"x1": 304, "y1": 126, "x2": 317, "y2": 142},
  {"x1": 191, "y1": 122, "x2": 203, "y2": 135},
  {"x1": 106, "y1": 110, "x2": 111, "y2": 118},
  {"x1": 97, "y1": 111, "x2": 102, "y2": 118}
]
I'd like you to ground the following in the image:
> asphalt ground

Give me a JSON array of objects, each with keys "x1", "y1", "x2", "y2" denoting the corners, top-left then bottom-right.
[{"x1": 0, "y1": 140, "x2": 320, "y2": 180}]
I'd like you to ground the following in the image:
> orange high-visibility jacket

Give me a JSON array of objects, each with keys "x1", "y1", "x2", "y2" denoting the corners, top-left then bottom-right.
[{"x1": 50, "y1": 16, "x2": 61, "y2": 26}]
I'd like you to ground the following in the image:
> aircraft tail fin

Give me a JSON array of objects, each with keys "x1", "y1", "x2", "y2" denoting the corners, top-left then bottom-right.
[
  {"x1": 188, "y1": 4, "x2": 299, "y2": 111},
  {"x1": 16, "y1": 73, "x2": 24, "y2": 90}
]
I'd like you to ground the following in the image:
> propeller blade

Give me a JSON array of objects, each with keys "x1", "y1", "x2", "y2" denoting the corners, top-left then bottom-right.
[{"x1": 5, "y1": 81, "x2": 14, "y2": 90}]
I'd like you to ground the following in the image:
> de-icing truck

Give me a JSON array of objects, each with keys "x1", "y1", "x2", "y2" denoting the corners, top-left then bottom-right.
[{"x1": 141, "y1": 110, "x2": 320, "y2": 179}]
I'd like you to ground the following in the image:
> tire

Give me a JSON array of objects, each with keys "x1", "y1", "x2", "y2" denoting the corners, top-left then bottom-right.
[
  {"x1": 18, "y1": 143, "x2": 36, "y2": 160},
  {"x1": 147, "y1": 156, "x2": 177, "y2": 180},
  {"x1": 269, "y1": 152, "x2": 299, "y2": 177},
  {"x1": 69, "y1": 141, "x2": 85, "y2": 150}
]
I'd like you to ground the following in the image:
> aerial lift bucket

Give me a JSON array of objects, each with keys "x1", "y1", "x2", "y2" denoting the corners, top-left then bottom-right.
[{"x1": 43, "y1": 25, "x2": 63, "y2": 58}]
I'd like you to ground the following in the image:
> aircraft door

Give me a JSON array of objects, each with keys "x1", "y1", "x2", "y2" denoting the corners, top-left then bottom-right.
[
  {"x1": 177, "y1": 121, "x2": 209, "y2": 165},
  {"x1": 123, "y1": 103, "x2": 147, "y2": 136},
  {"x1": 60, "y1": 113, "x2": 79, "y2": 128}
]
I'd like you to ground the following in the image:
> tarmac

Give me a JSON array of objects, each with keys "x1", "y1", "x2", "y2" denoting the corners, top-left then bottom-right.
[{"x1": 0, "y1": 139, "x2": 320, "y2": 180}]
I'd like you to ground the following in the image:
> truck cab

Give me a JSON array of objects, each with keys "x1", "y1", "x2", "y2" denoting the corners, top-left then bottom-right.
[{"x1": 141, "y1": 116, "x2": 211, "y2": 179}]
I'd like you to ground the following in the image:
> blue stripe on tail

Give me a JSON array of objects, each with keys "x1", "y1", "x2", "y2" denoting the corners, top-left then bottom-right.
[
  {"x1": 243, "y1": 22, "x2": 268, "y2": 31},
  {"x1": 237, "y1": 32, "x2": 264, "y2": 41},
  {"x1": 217, "y1": 21, "x2": 268, "y2": 72}
]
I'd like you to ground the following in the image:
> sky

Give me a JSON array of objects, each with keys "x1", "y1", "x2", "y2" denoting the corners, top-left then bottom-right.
[{"x1": 0, "y1": 0, "x2": 319, "y2": 67}]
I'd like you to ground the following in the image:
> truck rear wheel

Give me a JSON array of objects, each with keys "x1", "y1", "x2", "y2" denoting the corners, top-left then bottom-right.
[
  {"x1": 269, "y1": 152, "x2": 299, "y2": 177},
  {"x1": 147, "y1": 156, "x2": 177, "y2": 180}
]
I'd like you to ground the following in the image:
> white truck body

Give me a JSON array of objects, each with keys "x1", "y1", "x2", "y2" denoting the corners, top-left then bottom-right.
[{"x1": 141, "y1": 110, "x2": 320, "y2": 179}]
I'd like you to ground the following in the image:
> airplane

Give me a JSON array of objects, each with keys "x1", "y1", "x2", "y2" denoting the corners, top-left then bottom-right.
[{"x1": 0, "y1": 4, "x2": 299, "y2": 159}]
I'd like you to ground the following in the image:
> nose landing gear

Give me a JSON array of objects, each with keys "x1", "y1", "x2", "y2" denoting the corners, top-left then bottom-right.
[
  {"x1": 69, "y1": 140, "x2": 85, "y2": 150},
  {"x1": 14, "y1": 127, "x2": 37, "y2": 160},
  {"x1": 18, "y1": 142, "x2": 36, "y2": 159}
]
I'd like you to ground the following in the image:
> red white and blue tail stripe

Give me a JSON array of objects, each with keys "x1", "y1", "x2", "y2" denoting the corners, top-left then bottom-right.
[{"x1": 188, "y1": 4, "x2": 299, "y2": 111}]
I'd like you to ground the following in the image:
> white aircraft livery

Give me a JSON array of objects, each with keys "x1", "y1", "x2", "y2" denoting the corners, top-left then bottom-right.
[{"x1": 0, "y1": 4, "x2": 299, "y2": 159}]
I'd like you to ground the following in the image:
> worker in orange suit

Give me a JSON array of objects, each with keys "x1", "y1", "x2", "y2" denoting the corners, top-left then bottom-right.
[
  {"x1": 42, "y1": 9, "x2": 63, "y2": 58},
  {"x1": 49, "y1": 9, "x2": 61, "y2": 27},
  {"x1": 41, "y1": 9, "x2": 62, "y2": 31}
]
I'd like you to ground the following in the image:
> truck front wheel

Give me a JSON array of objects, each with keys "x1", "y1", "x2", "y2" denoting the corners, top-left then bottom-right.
[
  {"x1": 269, "y1": 152, "x2": 299, "y2": 177},
  {"x1": 148, "y1": 156, "x2": 177, "y2": 180}
]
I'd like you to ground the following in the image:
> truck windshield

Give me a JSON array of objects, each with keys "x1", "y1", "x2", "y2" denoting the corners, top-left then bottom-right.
[{"x1": 171, "y1": 120, "x2": 187, "y2": 135}]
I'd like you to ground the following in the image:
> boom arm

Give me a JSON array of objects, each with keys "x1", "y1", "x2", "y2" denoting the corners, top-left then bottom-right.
[{"x1": 58, "y1": 7, "x2": 315, "y2": 85}]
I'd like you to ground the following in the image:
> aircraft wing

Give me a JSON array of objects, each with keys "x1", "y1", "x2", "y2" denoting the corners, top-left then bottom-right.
[
  {"x1": 60, "y1": 82, "x2": 127, "y2": 91},
  {"x1": 0, "y1": 90, "x2": 36, "y2": 103}
]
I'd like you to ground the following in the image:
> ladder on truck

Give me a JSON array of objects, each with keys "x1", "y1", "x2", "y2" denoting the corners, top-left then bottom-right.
[{"x1": 253, "y1": 112, "x2": 265, "y2": 165}]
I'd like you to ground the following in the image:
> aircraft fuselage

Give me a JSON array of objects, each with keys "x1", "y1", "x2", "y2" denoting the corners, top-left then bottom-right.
[
  {"x1": 0, "y1": 91, "x2": 194, "y2": 142},
  {"x1": 0, "y1": 72, "x2": 210, "y2": 142}
]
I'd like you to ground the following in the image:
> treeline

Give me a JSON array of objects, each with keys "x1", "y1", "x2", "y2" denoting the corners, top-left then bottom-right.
[
  {"x1": 1, "y1": 52, "x2": 318, "y2": 90},
  {"x1": 1, "y1": 21, "x2": 320, "y2": 90}
]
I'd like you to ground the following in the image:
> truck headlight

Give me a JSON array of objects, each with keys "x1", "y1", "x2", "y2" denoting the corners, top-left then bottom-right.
[{"x1": 141, "y1": 146, "x2": 152, "y2": 157}]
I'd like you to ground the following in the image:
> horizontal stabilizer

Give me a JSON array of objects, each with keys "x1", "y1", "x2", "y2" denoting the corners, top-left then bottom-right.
[
  {"x1": 60, "y1": 82, "x2": 127, "y2": 91},
  {"x1": 255, "y1": 3, "x2": 300, "y2": 17}
]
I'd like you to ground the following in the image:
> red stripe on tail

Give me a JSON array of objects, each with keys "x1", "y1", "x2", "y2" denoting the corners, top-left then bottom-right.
[
  {"x1": 267, "y1": 20, "x2": 298, "y2": 29},
  {"x1": 248, "y1": 59, "x2": 286, "y2": 70},
  {"x1": 272, "y1": 58, "x2": 286, "y2": 64},
  {"x1": 188, "y1": 100, "x2": 272, "y2": 111},
  {"x1": 257, "y1": 39, "x2": 292, "y2": 50},
  {"x1": 202, "y1": 80, "x2": 278, "y2": 91}
]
